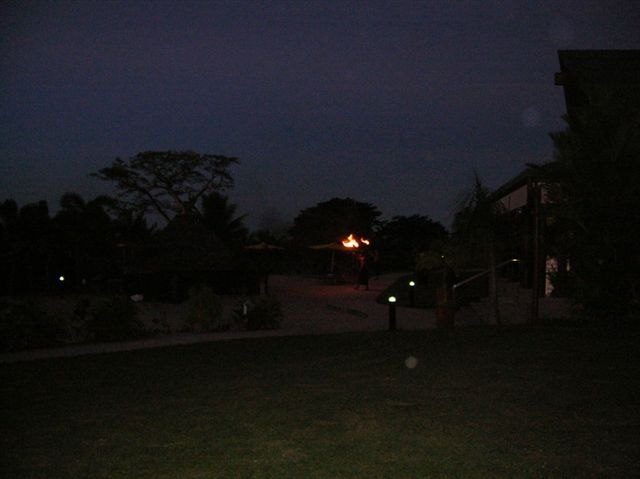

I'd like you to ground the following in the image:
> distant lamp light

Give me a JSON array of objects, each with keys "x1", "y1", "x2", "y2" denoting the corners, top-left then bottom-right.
[
  {"x1": 58, "y1": 276, "x2": 65, "y2": 282},
  {"x1": 408, "y1": 280, "x2": 416, "y2": 307},
  {"x1": 388, "y1": 296, "x2": 397, "y2": 331}
]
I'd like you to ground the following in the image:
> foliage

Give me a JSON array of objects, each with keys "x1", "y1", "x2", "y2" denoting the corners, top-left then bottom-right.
[
  {"x1": 247, "y1": 228, "x2": 288, "y2": 248},
  {"x1": 0, "y1": 193, "x2": 148, "y2": 295},
  {"x1": 185, "y1": 285, "x2": 227, "y2": 332},
  {"x1": 416, "y1": 240, "x2": 458, "y2": 271},
  {"x1": 1, "y1": 151, "x2": 238, "y2": 297},
  {"x1": 236, "y1": 296, "x2": 283, "y2": 330},
  {"x1": 289, "y1": 197, "x2": 382, "y2": 245},
  {"x1": 0, "y1": 298, "x2": 68, "y2": 352},
  {"x1": 70, "y1": 297, "x2": 92, "y2": 342},
  {"x1": 449, "y1": 173, "x2": 506, "y2": 323},
  {"x1": 545, "y1": 87, "x2": 640, "y2": 315},
  {"x1": 375, "y1": 273, "x2": 438, "y2": 308},
  {"x1": 201, "y1": 192, "x2": 248, "y2": 248},
  {"x1": 51, "y1": 193, "x2": 115, "y2": 287},
  {"x1": 110, "y1": 206, "x2": 155, "y2": 245},
  {"x1": 87, "y1": 296, "x2": 145, "y2": 342},
  {"x1": 451, "y1": 172, "x2": 506, "y2": 267},
  {"x1": 377, "y1": 214, "x2": 447, "y2": 270},
  {"x1": 93, "y1": 150, "x2": 239, "y2": 222},
  {"x1": 20, "y1": 201, "x2": 53, "y2": 292}
]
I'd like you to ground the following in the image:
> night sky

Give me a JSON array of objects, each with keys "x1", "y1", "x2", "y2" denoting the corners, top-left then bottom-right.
[{"x1": 2, "y1": 1, "x2": 639, "y2": 230}]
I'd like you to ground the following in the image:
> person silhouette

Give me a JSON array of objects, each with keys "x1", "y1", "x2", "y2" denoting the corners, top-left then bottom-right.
[{"x1": 354, "y1": 252, "x2": 370, "y2": 290}]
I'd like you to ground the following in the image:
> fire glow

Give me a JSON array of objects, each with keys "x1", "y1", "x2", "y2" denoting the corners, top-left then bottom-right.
[{"x1": 341, "y1": 234, "x2": 370, "y2": 249}]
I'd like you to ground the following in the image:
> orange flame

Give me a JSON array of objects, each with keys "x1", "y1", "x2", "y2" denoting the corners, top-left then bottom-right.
[{"x1": 341, "y1": 234, "x2": 370, "y2": 248}]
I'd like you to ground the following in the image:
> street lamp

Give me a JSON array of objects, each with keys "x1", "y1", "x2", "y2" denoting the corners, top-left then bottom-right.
[
  {"x1": 408, "y1": 280, "x2": 416, "y2": 307},
  {"x1": 388, "y1": 296, "x2": 397, "y2": 331}
]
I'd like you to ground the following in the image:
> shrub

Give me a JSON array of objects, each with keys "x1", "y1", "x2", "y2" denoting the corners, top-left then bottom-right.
[
  {"x1": 70, "y1": 297, "x2": 91, "y2": 342},
  {"x1": 88, "y1": 296, "x2": 145, "y2": 342},
  {"x1": 237, "y1": 296, "x2": 283, "y2": 330},
  {"x1": 185, "y1": 285, "x2": 227, "y2": 332},
  {"x1": 0, "y1": 298, "x2": 68, "y2": 352}
]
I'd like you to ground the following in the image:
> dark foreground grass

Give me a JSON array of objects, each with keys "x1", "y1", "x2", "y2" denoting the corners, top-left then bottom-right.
[{"x1": 2, "y1": 322, "x2": 639, "y2": 478}]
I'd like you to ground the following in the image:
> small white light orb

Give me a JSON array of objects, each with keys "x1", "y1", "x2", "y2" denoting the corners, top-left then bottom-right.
[
  {"x1": 58, "y1": 276, "x2": 65, "y2": 282},
  {"x1": 409, "y1": 280, "x2": 415, "y2": 287},
  {"x1": 388, "y1": 296, "x2": 397, "y2": 303},
  {"x1": 405, "y1": 356, "x2": 418, "y2": 369}
]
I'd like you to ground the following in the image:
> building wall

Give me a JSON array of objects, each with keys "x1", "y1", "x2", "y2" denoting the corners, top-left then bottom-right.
[{"x1": 499, "y1": 184, "x2": 527, "y2": 211}]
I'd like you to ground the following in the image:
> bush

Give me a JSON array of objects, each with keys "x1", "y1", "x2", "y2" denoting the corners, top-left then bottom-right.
[
  {"x1": 70, "y1": 297, "x2": 91, "y2": 342},
  {"x1": 88, "y1": 296, "x2": 145, "y2": 342},
  {"x1": 237, "y1": 296, "x2": 283, "y2": 330},
  {"x1": 185, "y1": 285, "x2": 227, "y2": 332},
  {"x1": 0, "y1": 298, "x2": 68, "y2": 352}
]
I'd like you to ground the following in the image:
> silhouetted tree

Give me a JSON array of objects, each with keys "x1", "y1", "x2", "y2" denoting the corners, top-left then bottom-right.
[
  {"x1": 109, "y1": 208, "x2": 155, "y2": 279},
  {"x1": 0, "y1": 199, "x2": 20, "y2": 294},
  {"x1": 17, "y1": 201, "x2": 53, "y2": 293},
  {"x1": 290, "y1": 197, "x2": 382, "y2": 245},
  {"x1": 201, "y1": 192, "x2": 248, "y2": 249},
  {"x1": 52, "y1": 193, "x2": 114, "y2": 288},
  {"x1": 544, "y1": 87, "x2": 640, "y2": 315},
  {"x1": 111, "y1": 208, "x2": 154, "y2": 245},
  {"x1": 1, "y1": 199, "x2": 54, "y2": 294},
  {"x1": 377, "y1": 215, "x2": 447, "y2": 270},
  {"x1": 93, "y1": 150, "x2": 239, "y2": 222},
  {"x1": 452, "y1": 173, "x2": 505, "y2": 324}
]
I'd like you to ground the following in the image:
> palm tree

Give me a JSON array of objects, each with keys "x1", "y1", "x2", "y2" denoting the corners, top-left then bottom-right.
[
  {"x1": 452, "y1": 172, "x2": 505, "y2": 324},
  {"x1": 544, "y1": 86, "x2": 640, "y2": 314},
  {"x1": 53, "y1": 193, "x2": 114, "y2": 289},
  {"x1": 14, "y1": 200, "x2": 53, "y2": 293},
  {"x1": 201, "y1": 192, "x2": 248, "y2": 249}
]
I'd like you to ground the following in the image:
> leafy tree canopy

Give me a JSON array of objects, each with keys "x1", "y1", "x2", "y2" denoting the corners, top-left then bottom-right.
[
  {"x1": 451, "y1": 172, "x2": 506, "y2": 268},
  {"x1": 18, "y1": 200, "x2": 50, "y2": 238},
  {"x1": 201, "y1": 192, "x2": 248, "y2": 248},
  {"x1": 0, "y1": 199, "x2": 19, "y2": 233},
  {"x1": 290, "y1": 197, "x2": 382, "y2": 246},
  {"x1": 376, "y1": 215, "x2": 448, "y2": 270},
  {"x1": 53, "y1": 192, "x2": 114, "y2": 254},
  {"x1": 544, "y1": 86, "x2": 640, "y2": 312},
  {"x1": 93, "y1": 150, "x2": 238, "y2": 222}
]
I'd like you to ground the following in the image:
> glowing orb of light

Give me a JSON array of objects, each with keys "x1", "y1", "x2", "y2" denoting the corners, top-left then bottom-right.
[{"x1": 405, "y1": 356, "x2": 418, "y2": 369}]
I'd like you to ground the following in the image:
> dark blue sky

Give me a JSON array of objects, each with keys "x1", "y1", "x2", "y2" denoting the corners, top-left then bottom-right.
[{"x1": 2, "y1": 1, "x2": 639, "y2": 230}]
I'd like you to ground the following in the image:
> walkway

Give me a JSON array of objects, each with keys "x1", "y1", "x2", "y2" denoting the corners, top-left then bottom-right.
[{"x1": 0, "y1": 273, "x2": 436, "y2": 363}]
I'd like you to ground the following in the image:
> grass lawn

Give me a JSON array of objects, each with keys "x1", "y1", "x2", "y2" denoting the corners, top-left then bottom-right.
[{"x1": 2, "y1": 322, "x2": 639, "y2": 478}]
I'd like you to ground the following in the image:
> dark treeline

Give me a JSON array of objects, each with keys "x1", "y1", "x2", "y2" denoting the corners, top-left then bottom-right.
[
  {"x1": 0, "y1": 191, "x2": 449, "y2": 298},
  {"x1": 0, "y1": 194, "x2": 153, "y2": 296}
]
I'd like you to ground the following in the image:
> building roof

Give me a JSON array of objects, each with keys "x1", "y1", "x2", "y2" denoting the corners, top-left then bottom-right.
[
  {"x1": 555, "y1": 49, "x2": 640, "y2": 116},
  {"x1": 491, "y1": 51, "x2": 640, "y2": 211},
  {"x1": 490, "y1": 166, "x2": 542, "y2": 201}
]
